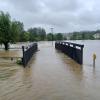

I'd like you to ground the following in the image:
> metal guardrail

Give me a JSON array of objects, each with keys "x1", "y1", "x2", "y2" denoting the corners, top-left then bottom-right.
[
  {"x1": 55, "y1": 41, "x2": 84, "y2": 64},
  {"x1": 22, "y1": 43, "x2": 38, "y2": 67}
]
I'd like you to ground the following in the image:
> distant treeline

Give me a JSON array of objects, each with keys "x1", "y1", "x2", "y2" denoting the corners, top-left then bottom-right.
[
  {"x1": 20, "y1": 28, "x2": 65, "y2": 42},
  {"x1": 0, "y1": 11, "x2": 64, "y2": 50},
  {"x1": 67, "y1": 30, "x2": 100, "y2": 40},
  {"x1": 0, "y1": 11, "x2": 100, "y2": 50},
  {"x1": 15, "y1": 27, "x2": 65, "y2": 42}
]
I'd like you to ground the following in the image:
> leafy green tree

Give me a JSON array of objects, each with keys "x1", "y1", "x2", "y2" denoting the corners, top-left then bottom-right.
[
  {"x1": 10, "y1": 21, "x2": 21, "y2": 42},
  {"x1": 46, "y1": 33, "x2": 53, "y2": 41},
  {"x1": 38, "y1": 27, "x2": 46, "y2": 40},
  {"x1": 15, "y1": 21, "x2": 24, "y2": 42},
  {"x1": 54, "y1": 33, "x2": 63, "y2": 40},
  {"x1": 20, "y1": 31, "x2": 30, "y2": 42},
  {"x1": 70, "y1": 32, "x2": 78, "y2": 40},
  {"x1": 0, "y1": 11, "x2": 23, "y2": 50},
  {"x1": 28, "y1": 28, "x2": 38, "y2": 41},
  {"x1": 28, "y1": 27, "x2": 46, "y2": 41},
  {"x1": 0, "y1": 11, "x2": 11, "y2": 50}
]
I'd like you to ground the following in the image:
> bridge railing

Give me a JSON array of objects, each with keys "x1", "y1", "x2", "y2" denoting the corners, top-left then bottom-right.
[
  {"x1": 55, "y1": 41, "x2": 84, "y2": 64},
  {"x1": 22, "y1": 43, "x2": 38, "y2": 67}
]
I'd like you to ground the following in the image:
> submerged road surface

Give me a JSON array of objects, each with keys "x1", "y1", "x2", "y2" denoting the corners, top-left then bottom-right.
[{"x1": 0, "y1": 42, "x2": 100, "y2": 100}]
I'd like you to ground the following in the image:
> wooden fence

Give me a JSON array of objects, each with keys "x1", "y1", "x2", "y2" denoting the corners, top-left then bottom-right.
[
  {"x1": 22, "y1": 43, "x2": 38, "y2": 67},
  {"x1": 55, "y1": 41, "x2": 84, "y2": 64}
]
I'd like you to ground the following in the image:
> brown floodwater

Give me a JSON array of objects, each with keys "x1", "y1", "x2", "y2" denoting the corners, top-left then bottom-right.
[{"x1": 0, "y1": 41, "x2": 100, "y2": 100}]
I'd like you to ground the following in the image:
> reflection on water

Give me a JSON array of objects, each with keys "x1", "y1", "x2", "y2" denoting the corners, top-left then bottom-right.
[{"x1": 0, "y1": 41, "x2": 100, "y2": 100}]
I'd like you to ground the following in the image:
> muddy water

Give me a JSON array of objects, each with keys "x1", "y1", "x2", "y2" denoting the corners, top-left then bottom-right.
[{"x1": 0, "y1": 41, "x2": 100, "y2": 100}]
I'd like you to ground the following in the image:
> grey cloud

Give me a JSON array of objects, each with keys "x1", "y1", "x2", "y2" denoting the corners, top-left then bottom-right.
[
  {"x1": 42, "y1": 0, "x2": 81, "y2": 12},
  {"x1": 0, "y1": 0, "x2": 100, "y2": 33},
  {"x1": 8, "y1": 0, "x2": 48, "y2": 13}
]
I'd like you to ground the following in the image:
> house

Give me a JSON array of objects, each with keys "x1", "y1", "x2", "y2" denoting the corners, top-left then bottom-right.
[{"x1": 93, "y1": 33, "x2": 100, "y2": 39}]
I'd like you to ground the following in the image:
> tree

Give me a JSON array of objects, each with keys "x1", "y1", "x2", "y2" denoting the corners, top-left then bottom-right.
[
  {"x1": 20, "y1": 31, "x2": 30, "y2": 42},
  {"x1": 0, "y1": 11, "x2": 11, "y2": 50},
  {"x1": 24, "y1": 32, "x2": 30, "y2": 41},
  {"x1": 15, "y1": 21, "x2": 24, "y2": 42},
  {"x1": 46, "y1": 33, "x2": 53, "y2": 41},
  {"x1": 10, "y1": 21, "x2": 21, "y2": 42},
  {"x1": 0, "y1": 11, "x2": 22, "y2": 50},
  {"x1": 54, "y1": 33, "x2": 63, "y2": 40},
  {"x1": 28, "y1": 27, "x2": 46, "y2": 41},
  {"x1": 70, "y1": 32, "x2": 77, "y2": 40},
  {"x1": 38, "y1": 27, "x2": 46, "y2": 40},
  {"x1": 28, "y1": 28, "x2": 38, "y2": 41}
]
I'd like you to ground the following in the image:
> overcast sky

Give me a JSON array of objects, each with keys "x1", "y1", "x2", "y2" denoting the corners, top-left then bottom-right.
[{"x1": 0, "y1": 0, "x2": 100, "y2": 33}]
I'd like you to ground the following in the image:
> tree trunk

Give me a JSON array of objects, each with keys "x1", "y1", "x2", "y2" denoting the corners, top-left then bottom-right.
[{"x1": 4, "y1": 42, "x2": 9, "y2": 50}]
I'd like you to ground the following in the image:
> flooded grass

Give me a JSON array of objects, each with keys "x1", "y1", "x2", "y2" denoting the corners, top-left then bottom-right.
[
  {"x1": 0, "y1": 41, "x2": 100, "y2": 100},
  {"x1": 0, "y1": 61, "x2": 20, "y2": 80}
]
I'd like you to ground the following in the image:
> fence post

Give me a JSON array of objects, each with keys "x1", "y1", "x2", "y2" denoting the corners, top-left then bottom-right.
[
  {"x1": 22, "y1": 43, "x2": 38, "y2": 67},
  {"x1": 81, "y1": 46, "x2": 84, "y2": 64},
  {"x1": 22, "y1": 46, "x2": 25, "y2": 67}
]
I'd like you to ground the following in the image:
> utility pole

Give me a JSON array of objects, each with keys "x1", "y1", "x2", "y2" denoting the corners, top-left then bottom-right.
[{"x1": 51, "y1": 28, "x2": 54, "y2": 46}]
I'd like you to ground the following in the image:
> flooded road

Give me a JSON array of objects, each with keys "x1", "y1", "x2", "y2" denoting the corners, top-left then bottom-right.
[{"x1": 0, "y1": 41, "x2": 100, "y2": 100}]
